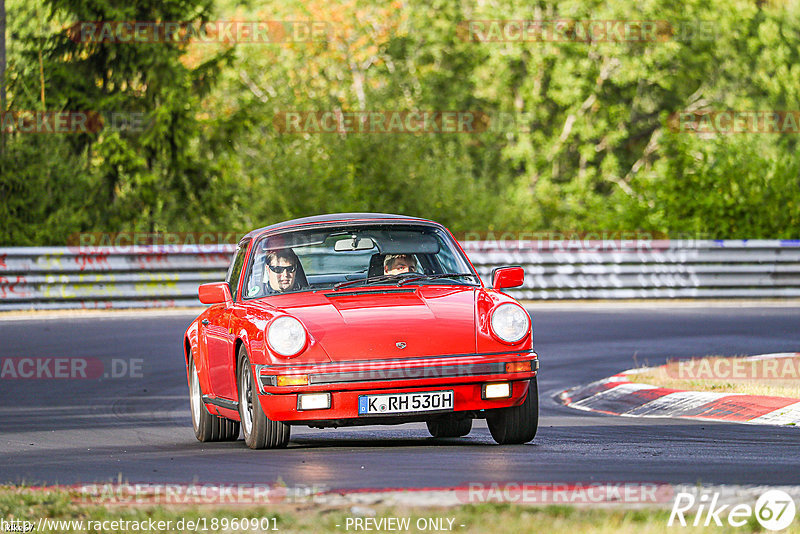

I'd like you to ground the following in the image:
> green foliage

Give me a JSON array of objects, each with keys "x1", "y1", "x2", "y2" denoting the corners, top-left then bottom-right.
[
  {"x1": 0, "y1": 135, "x2": 89, "y2": 245},
  {"x1": 1, "y1": 0, "x2": 236, "y2": 243},
  {"x1": 1, "y1": 0, "x2": 799, "y2": 244}
]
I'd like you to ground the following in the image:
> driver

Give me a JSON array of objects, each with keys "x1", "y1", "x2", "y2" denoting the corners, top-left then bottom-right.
[
  {"x1": 264, "y1": 248, "x2": 305, "y2": 293},
  {"x1": 383, "y1": 254, "x2": 417, "y2": 276}
]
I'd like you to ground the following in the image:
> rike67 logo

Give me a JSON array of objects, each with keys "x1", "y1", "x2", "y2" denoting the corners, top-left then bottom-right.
[{"x1": 669, "y1": 489, "x2": 796, "y2": 531}]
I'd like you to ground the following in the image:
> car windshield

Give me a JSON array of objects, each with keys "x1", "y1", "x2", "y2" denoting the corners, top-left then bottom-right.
[{"x1": 242, "y1": 223, "x2": 480, "y2": 298}]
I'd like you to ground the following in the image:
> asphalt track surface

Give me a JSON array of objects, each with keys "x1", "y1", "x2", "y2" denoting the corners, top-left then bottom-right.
[{"x1": 1, "y1": 305, "x2": 799, "y2": 489}]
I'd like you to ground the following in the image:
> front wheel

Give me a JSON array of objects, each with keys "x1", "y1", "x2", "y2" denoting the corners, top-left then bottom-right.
[
  {"x1": 189, "y1": 352, "x2": 239, "y2": 442},
  {"x1": 486, "y1": 378, "x2": 538, "y2": 445},
  {"x1": 238, "y1": 347, "x2": 290, "y2": 449}
]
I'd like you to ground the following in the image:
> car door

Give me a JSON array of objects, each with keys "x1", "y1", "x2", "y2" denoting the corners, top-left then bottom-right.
[{"x1": 205, "y1": 239, "x2": 249, "y2": 400}]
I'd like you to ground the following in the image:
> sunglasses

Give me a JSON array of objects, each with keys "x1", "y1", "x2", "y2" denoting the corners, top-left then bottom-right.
[{"x1": 268, "y1": 264, "x2": 296, "y2": 274}]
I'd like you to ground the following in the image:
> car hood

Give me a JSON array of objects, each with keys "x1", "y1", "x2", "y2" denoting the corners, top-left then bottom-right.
[{"x1": 264, "y1": 286, "x2": 477, "y2": 361}]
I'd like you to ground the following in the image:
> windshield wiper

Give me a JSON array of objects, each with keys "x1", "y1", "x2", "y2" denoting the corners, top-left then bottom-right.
[
  {"x1": 333, "y1": 273, "x2": 415, "y2": 291},
  {"x1": 396, "y1": 273, "x2": 480, "y2": 286}
]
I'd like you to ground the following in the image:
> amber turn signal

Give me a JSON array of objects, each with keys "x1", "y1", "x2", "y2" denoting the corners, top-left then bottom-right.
[
  {"x1": 276, "y1": 375, "x2": 309, "y2": 387},
  {"x1": 505, "y1": 361, "x2": 532, "y2": 373}
]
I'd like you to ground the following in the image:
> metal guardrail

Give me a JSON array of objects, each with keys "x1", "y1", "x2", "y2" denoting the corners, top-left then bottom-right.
[
  {"x1": 463, "y1": 239, "x2": 800, "y2": 299},
  {"x1": 0, "y1": 240, "x2": 798, "y2": 310},
  {"x1": 0, "y1": 245, "x2": 234, "y2": 311}
]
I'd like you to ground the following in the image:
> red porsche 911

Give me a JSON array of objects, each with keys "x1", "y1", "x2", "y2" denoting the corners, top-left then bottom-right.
[{"x1": 183, "y1": 213, "x2": 538, "y2": 448}]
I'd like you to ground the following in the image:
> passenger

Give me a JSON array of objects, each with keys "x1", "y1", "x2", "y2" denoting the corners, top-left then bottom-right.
[
  {"x1": 383, "y1": 254, "x2": 417, "y2": 276},
  {"x1": 264, "y1": 249, "x2": 305, "y2": 293}
]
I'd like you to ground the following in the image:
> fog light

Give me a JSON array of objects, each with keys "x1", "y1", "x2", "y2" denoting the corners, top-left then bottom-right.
[
  {"x1": 506, "y1": 361, "x2": 532, "y2": 373},
  {"x1": 277, "y1": 375, "x2": 308, "y2": 387},
  {"x1": 298, "y1": 393, "x2": 331, "y2": 410},
  {"x1": 483, "y1": 382, "x2": 511, "y2": 399}
]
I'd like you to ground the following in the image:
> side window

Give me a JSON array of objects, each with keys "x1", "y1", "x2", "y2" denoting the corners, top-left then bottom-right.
[
  {"x1": 436, "y1": 244, "x2": 458, "y2": 273},
  {"x1": 226, "y1": 240, "x2": 249, "y2": 300}
]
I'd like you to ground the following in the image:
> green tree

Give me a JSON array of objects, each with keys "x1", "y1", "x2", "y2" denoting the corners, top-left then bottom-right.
[
  {"x1": 2, "y1": 0, "x2": 799, "y2": 244},
  {"x1": 1, "y1": 0, "x2": 238, "y2": 244}
]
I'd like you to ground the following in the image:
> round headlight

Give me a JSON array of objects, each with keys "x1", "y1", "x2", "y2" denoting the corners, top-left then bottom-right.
[
  {"x1": 490, "y1": 303, "x2": 530, "y2": 343},
  {"x1": 267, "y1": 316, "x2": 307, "y2": 357}
]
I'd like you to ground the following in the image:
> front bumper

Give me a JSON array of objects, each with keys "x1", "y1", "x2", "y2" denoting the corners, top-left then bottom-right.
[{"x1": 254, "y1": 351, "x2": 538, "y2": 423}]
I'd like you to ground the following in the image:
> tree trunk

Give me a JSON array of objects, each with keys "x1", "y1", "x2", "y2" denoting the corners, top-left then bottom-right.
[{"x1": 1, "y1": 0, "x2": 6, "y2": 153}]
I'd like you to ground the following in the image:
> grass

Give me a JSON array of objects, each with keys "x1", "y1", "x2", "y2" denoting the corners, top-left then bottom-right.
[
  {"x1": 627, "y1": 355, "x2": 800, "y2": 399},
  {"x1": 2, "y1": 486, "x2": 796, "y2": 533}
]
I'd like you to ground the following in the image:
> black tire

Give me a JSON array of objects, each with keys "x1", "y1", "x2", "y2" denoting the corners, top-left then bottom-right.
[
  {"x1": 486, "y1": 378, "x2": 539, "y2": 445},
  {"x1": 426, "y1": 418, "x2": 472, "y2": 438},
  {"x1": 189, "y1": 352, "x2": 240, "y2": 442},
  {"x1": 237, "y1": 346, "x2": 290, "y2": 449}
]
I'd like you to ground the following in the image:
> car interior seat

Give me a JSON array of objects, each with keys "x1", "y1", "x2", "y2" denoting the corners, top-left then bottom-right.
[{"x1": 367, "y1": 254, "x2": 385, "y2": 278}]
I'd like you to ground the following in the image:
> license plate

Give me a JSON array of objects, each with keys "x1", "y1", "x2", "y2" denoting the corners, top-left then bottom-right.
[{"x1": 358, "y1": 390, "x2": 454, "y2": 416}]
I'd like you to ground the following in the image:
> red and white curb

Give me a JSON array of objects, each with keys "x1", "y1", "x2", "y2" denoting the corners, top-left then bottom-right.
[{"x1": 558, "y1": 353, "x2": 800, "y2": 427}]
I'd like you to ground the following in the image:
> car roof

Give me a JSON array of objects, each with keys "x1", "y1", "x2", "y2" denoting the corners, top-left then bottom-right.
[{"x1": 242, "y1": 213, "x2": 439, "y2": 242}]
